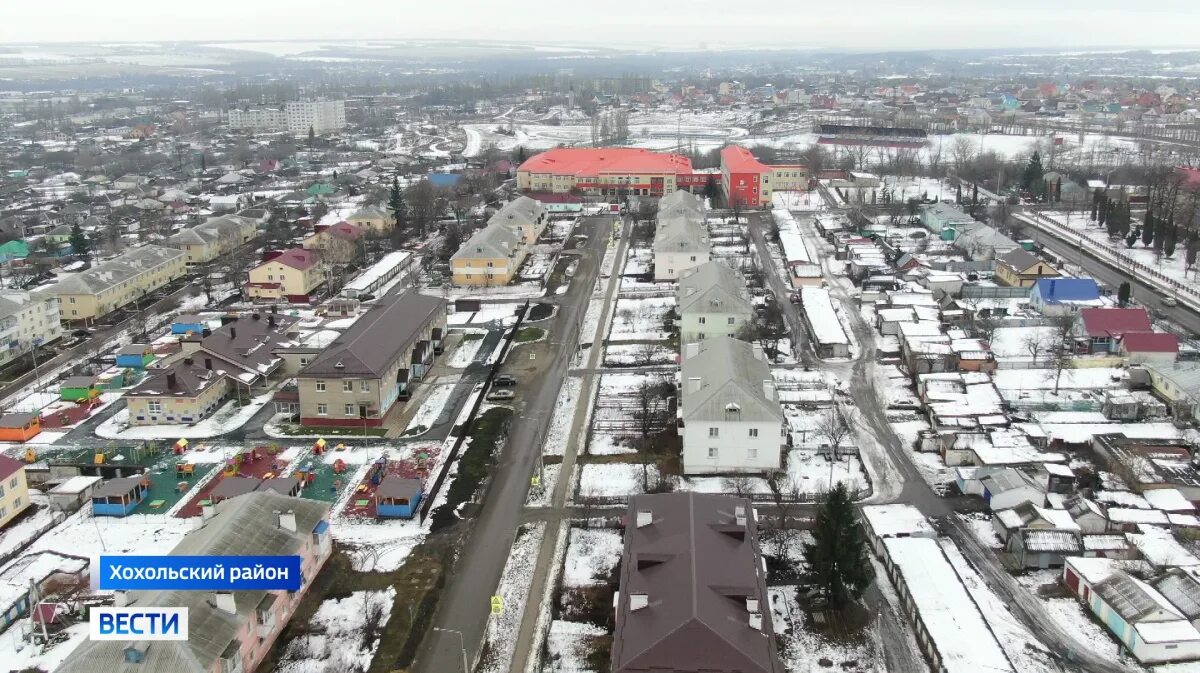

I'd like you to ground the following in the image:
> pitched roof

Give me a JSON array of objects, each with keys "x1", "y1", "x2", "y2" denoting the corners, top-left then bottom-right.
[
  {"x1": 195, "y1": 313, "x2": 298, "y2": 380},
  {"x1": 50, "y1": 245, "x2": 185, "y2": 296},
  {"x1": 1121, "y1": 331, "x2": 1179, "y2": 353},
  {"x1": 612, "y1": 492, "x2": 784, "y2": 673},
  {"x1": 681, "y1": 337, "x2": 782, "y2": 424},
  {"x1": 126, "y1": 361, "x2": 226, "y2": 399},
  {"x1": 260, "y1": 248, "x2": 317, "y2": 271},
  {"x1": 518, "y1": 147, "x2": 693, "y2": 177},
  {"x1": 488, "y1": 196, "x2": 545, "y2": 231},
  {"x1": 653, "y1": 210, "x2": 710, "y2": 255},
  {"x1": 300, "y1": 291, "x2": 445, "y2": 378},
  {"x1": 57, "y1": 492, "x2": 329, "y2": 673},
  {"x1": 997, "y1": 248, "x2": 1046, "y2": 273},
  {"x1": 0, "y1": 454, "x2": 24, "y2": 482},
  {"x1": 1033, "y1": 278, "x2": 1101, "y2": 303},
  {"x1": 677, "y1": 262, "x2": 752, "y2": 315},
  {"x1": 349, "y1": 203, "x2": 389, "y2": 220},
  {"x1": 1080, "y1": 307, "x2": 1152, "y2": 337},
  {"x1": 721, "y1": 145, "x2": 771, "y2": 174},
  {"x1": 452, "y1": 223, "x2": 521, "y2": 260}
]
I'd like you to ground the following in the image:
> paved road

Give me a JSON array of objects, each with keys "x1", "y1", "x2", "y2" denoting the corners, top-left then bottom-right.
[
  {"x1": 745, "y1": 212, "x2": 815, "y2": 365},
  {"x1": 412, "y1": 216, "x2": 614, "y2": 673}
]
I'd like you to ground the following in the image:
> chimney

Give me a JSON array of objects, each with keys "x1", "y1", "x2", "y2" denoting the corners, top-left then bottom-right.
[
  {"x1": 635, "y1": 510, "x2": 653, "y2": 528},
  {"x1": 229, "y1": 327, "x2": 237, "y2": 340},
  {"x1": 630, "y1": 594, "x2": 649, "y2": 611},
  {"x1": 204, "y1": 357, "x2": 212, "y2": 371},
  {"x1": 684, "y1": 342, "x2": 700, "y2": 359},
  {"x1": 183, "y1": 357, "x2": 193, "y2": 366},
  {"x1": 166, "y1": 372, "x2": 177, "y2": 389},
  {"x1": 749, "y1": 612, "x2": 762, "y2": 630},
  {"x1": 735, "y1": 504, "x2": 748, "y2": 528},
  {"x1": 214, "y1": 591, "x2": 237, "y2": 615},
  {"x1": 201, "y1": 502, "x2": 216, "y2": 521},
  {"x1": 746, "y1": 597, "x2": 759, "y2": 613},
  {"x1": 688, "y1": 377, "x2": 703, "y2": 393},
  {"x1": 278, "y1": 510, "x2": 297, "y2": 533},
  {"x1": 762, "y1": 380, "x2": 775, "y2": 402},
  {"x1": 752, "y1": 343, "x2": 765, "y2": 361}
]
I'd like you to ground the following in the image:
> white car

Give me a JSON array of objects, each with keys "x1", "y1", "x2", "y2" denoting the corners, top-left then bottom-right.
[{"x1": 1163, "y1": 296, "x2": 1179, "y2": 307}]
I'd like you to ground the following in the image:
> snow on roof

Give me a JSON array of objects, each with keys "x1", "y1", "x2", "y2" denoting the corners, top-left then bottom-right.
[
  {"x1": 1083, "y1": 535, "x2": 1130, "y2": 551},
  {"x1": 1095, "y1": 490, "x2": 1152, "y2": 509},
  {"x1": 1108, "y1": 508, "x2": 1171, "y2": 525},
  {"x1": 1143, "y1": 488, "x2": 1195, "y2": 513},
  {"x1": 861, "y1": 504, "x2": 934, "y2": 539},
  {"x1": 1067, "y1": 556, "x2": 1121, "y2": 585},
  {"x1": 882, "y1": 538, "x2": 1014, "y2": 673},
  {"x1": 1021, "y1": 529, "x2": 1081, "y2": 553},
  {"x1": 47, "y1": 475, "x2": 102, "y2": 494},
  {"x1": 800, "y1": 288, "x2": 849, "y2": 346},
  {"x1": 1126, "y1": 526, "x2": 1200, "y2": 568},
  {"x1": 1135, "y1": 619, "x2": 1200, "y2": 644}
]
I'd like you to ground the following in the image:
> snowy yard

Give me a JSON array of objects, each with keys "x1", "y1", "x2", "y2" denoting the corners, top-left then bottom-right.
[
  {"x1": 562, "y1": 528, "x2": 622, "y2": 588},
  {"x1": 276, "y1": 588, "x2": 396, "y2": 673},
  {"x1": 602, "y1": 343, "x2": 675, "y2": 367},
  {"x1": 95, "y1": 392, "x2": 274, "y2": 439},
  {"x1": 607, "y1": 296, "x2": 674, "y2": 341},
  {"x1": 447, "y1": 331, "x2": 488, "y2": 367},
  {"x1": 577, "y1": 463, "x2": 654, "y2": 499},
  {"x1": 543, "y1": 376, "x2": 584, "y2": 456}
]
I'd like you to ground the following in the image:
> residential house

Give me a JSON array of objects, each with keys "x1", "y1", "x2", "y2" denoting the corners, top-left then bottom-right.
[
  {"x1": 489, "y1": 196, "x2": 548, "y2": 245},
  {"x1": 450, "y1": 223, "x2": 524, "y2": 286},
  {"x1": 1075, "y1": 307, "x2": 1152, "y2": 354},
  {"x1": 992, "y1": 500, "x2": 1079, "y2": 544},
  {"x1": 653, "y1": 190, "x2": 710, "y2": 281},
  {"x1": 0, "y1": 456, "x2": 30, "y2": 529},
  {"x1": 952, "y1": 222, "x2": 1020, "y2": 260},
  {"x1": 1063, "y1": 557, "x2": 1200, "y2": 664},
  {"x1": 297, "y1": 292, "x2": 446, "y2": 427},
  {"x1": 0, "y1": 290, "x2": 63, "y2": 369},
  {"x1": 995, "y1": 248, "x2": 1061, "y2": 288},
  {"x1": 59, "y1": 491, "x2": 332, "y2": 673},
  {"x1": 345, "y1": 204, "x2": 393, "y2": 235},
  {"x1": 245, "y1": 249, "x2": 326, "y2": 302},
  {"x1": 302, "y1": 221, "x2": 364, "y2": 264},
  {"x1": 1120, "y1": 332, "x2": 1179, "y2": 365},
  {"x1": 677, "y1": 262, "x2": 753, "y2": 344},
  {"x1": 680, "y1": 337, "x2": 785, "y2": 474},
  {"x1": 1030, "y1": 278, "x2": 1104, "y2": 316},
  {"x1": 1141, "y1": 362, "x2": 1200, "y2": 421},
  {"x1": 166, "y1": 215, "x2": 257, "y2": 264},
  {"x1": 47, "y1": 245, "x2": 187, "y2": 324},
  {"x1": 611, "y1": 493, "x2": 784, "y2": 673},
  {"x1": 920, "y1": 203, "x2": 975, "y2": 234}
]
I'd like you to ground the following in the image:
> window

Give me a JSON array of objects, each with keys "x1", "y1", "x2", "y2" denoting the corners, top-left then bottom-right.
[
  {"x1": 299, "y1": 357, "x2": 309, "y2": 366},
  {"x1": 7, "y1": 477, "x2": 15, "y2": 489},
  {"x1": 690, "y1": 256, "x2": 696, "y2": 262},
  {"x1": 748, "y1": 449, "x2": 758, "y2": 459},
  {"x1": 707, "y1": 447, "x2": 718, "y2": 458},
  {"x1": 317, "y1": 404, "x2": 328, "y2": 415},
  {"x1": 727, "y1": 317, "x2": 736, "y2": 325},
  {"x1": 68, "y1": 297, "x2": 75, "y2": 304},
  {"x1": 697, "y1": 332, "x2": 705, "y2": 340},
  {"x1": 12, "y1": 496, "x2": 19, "y2": 509},
  {"x1": 697, "y1": 317, "x2": 706, "y2": 325},
  {"x1": 749, "y1": 428, "x2": 759, "y2": 438},
  {"x1": 315, "y1": 381, "x2": 326, "y2": 392},
  {"x1": 148, "y1": 401, "x2": 162, "y2": 414},
  {"x1": 708, "y1": 427, "x2": 719, "y2": 438},
  {"x1": 343, "y1": 380, "x2": 353, "y2": 392},
  {"x1": 344, "y1": 404, "x2": 356, "y2": 416},
  {"x1": 361, "y1": 381, "x2": 370, "y2": 392}
]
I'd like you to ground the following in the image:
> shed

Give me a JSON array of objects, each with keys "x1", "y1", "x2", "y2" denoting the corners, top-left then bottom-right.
[
  {"x1": 47, "y1": 475, "x2": 102, "y2": 513},
  {"x1": 375, "y1": 477, "x2": 423, "y2": 519},
  {"x1": 0, "y1": 413, "x2": 40, "y2": 442},
  {"x1": 59, "y1": 376, "x2": 100, "y2": 403},
  {"x1": 209, "y1": 476, "x2": 261, "y2": 504},
  {"x1": 116, "y1": 344, "x2": 154, "y2": 369},
  {"x1": 257, "y1": 477, "x2": 302, "y2": 497},
  {"x1": 90, "y1": 475, "x2": 149, "y2": 517}
]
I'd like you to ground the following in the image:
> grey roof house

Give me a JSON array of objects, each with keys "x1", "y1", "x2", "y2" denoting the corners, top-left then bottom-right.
[{"x1": 677, "y1": 261, "x2": 753, "y2": 344}]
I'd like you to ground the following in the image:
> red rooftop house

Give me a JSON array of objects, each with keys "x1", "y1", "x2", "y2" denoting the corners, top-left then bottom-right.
[
  {"x1": 720, "y1": 146, "x2": 807, "y2": 208},
  {"x1": 1119, "y1": 332, "x2": 1180, "y2": 365},
  {"x1": 1074, "y1": 307, "x2": 1153, "y2": 354},
  {"x1": 246, "y1": 249, "x2": 326, "y2": 303}
]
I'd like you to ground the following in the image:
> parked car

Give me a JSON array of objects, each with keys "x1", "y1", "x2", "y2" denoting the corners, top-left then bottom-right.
[
  {"x1": 487, "y1": 389, "x2": 515, "y2": 401},
  {"x1": 1162, "y1": 294, "x2": 1179, "y2": 307},
  {"x1": 71, "y1": 328, "x2": 92, "y2": 338},
  {"x1": 493, "y1": 374, "x2": 517, "y2": 387},
  {"x1": 789, "y1": 292, "x2": 802, "y2": 305}
]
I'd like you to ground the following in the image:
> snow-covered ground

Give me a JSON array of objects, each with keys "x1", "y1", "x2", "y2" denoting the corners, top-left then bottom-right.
[
  {"x1": 577, "y1": 463, "x2": 654, "y2": 499},
  {"x1": 95, "y1": 392, "x2": 274, "y2": 439},
  {"x1": 543, "y1": 620, "x2": 606, "y2": 673},
  {"x1": 543, "y1": 376, "x2": 583, "y2": 456},
  {"x1": 448, "y1": 331, "x2": 488, "y2": 367},
  {"x1": 276, "y1": 588, "x2": 396, "y2": 673},
  {"x1": 607, "y1": 296, "x2": 674, "y2": 341},
  {"x1": 479, "y1": 522, "x2": 546, "y2": 673},
  {"x1": 562, "y1": 528, "x2": 622, "y2": 588},
  {"x1": 403, "y1": 374, "x2": 461, "y2": 435},
  {"x1": 603, "y1": 343, "x2": 675, "y2": 367}
]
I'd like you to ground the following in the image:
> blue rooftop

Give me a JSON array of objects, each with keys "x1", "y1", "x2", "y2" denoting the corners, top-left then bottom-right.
[
  {"x1": 427, "y1": 173, "x2": 462, "y2": 188},
  {"x1": 1033, "y1": 278, "x2": 1100, "y2": 302}
]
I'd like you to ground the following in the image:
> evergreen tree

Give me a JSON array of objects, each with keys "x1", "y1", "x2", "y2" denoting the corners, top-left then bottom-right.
[
  {"x1": 1163, "y1": 221, "x2": 1177, "y2": 257},
  {"x1": 388, "y1": 176, "x2": 408, "y2": 232},
  {"x1": 955, "y1": 182, "x2": 962, "y2": 204},
  {"x1": 1022, "y1": 151, "x2": 1045, "y2": 191},
  {"x1": 1126, "y1": 228, "x2": 1140, "y2": 248},
  {"x1": 69, "y1": 221, "x2": 90, "y2": 259},
  {"x1": 703, "y1": 176, "x2": 720, "y2": 203},
  {"x1": 1118, "y1": 281, "x2": 1132, "y2": 307},
  {"x1": 307, "y1": 125, "x2": 315, "y2": 146},
  {"x1": 1187, "y1": 235, "x2": 1200, "y2": 272},
  {"x1": 515, "y1": 146, "x2": 527, "y2": 164},
  {"x1": 1090, "y1": 199, "x2": 1098, "y2": 222},
  {"x1": 804, "y1": 482, "x2": 874, "y2": 608},
  {"x1": 1099, "y1": 198, "x2": 1110, "y2": 227},
  {"x1": 200, "y1": 154, "x2": 207, "y2": 172},
  {"x1": 1055, "y1": 177, "x2": 1063, "y2": 203},
  {"x1": 1142, "y1": 213, "x2": 1155, "y2": 247}
]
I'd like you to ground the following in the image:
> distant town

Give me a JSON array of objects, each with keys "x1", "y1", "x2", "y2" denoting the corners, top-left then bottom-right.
[{"x1": 1, "y1": 37, "x2": 1200, "y2": 673}]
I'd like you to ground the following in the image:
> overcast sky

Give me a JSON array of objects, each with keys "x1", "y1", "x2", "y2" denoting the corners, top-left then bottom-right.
[{"x1": 2, "y1": 0, "x2": 1200, "y2": 51}]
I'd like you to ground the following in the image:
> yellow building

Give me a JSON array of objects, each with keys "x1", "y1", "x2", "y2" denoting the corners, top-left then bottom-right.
[
  {"x1": 995, "y1": 248, "x2": 1061, "y2": 288},
  {"x1": 346, "y1": 204, "x2": 394, "y2": 235},
  {"x1": 49, "y1": 245, "x2": 187, "y2": 324},
  {"x1": 0, "y1": 455, "x2": 31, "y2": 529},
  {"x1": 302, "y1": 222, "x2": 365, "y2": 264},
  {"x1": 246, "y1": 249, "x2": 326, "y2": 301},
  {"x1": 450, "y1": 224, "x2": 524, "y2": 286},
  {"x1": 125, "y1": 361, "x2": 230, "y2": 426},
  {"x1": 166, "y1": 215, "x2": 258, "y2": 264},
  {"x1": 490, "y1": 196, "x2": 548, "y2": 244}
]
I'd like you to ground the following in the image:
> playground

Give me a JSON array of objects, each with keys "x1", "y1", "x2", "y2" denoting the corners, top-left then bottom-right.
[
  {"x1": 289, "y1": 439, "x2": 359, "y2": 504},
  {"x1": 340, "y1": 442, "x2": 443, "y2": 519},
  {"x1": 174, "y1": 445, "x2": 292, "y2": 518}
]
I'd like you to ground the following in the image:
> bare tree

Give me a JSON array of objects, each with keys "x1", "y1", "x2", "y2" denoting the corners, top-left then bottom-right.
[
  {"x1": 952, "y1": 136, "x2": 979, "y2": 175},
  {"x1": 633, "y1": 377, "x2": 673, "y2": 491},
  {"x1": 1022, "y1": 329, "x2": 1050, "y2": 365},
  {"x1": 817, "y1": 407, "x2": 851, "y2": 460}
]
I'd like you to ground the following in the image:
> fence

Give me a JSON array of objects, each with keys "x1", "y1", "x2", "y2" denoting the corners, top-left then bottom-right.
[{"x1": 574, "y1": 486, "x2": 870, "y2": 507}]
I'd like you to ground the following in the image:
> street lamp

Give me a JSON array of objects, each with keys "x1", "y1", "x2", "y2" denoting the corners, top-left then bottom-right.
[{"x1": 433, "y1": 627, "x2": 469, "y2": 673}]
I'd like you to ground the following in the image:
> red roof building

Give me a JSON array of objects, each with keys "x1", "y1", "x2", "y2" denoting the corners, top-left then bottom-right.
[
  {"x1": 1079, "y1": 308, "x2": 1153, "y2": 338},
  {"x1": 720, "y1": 146, "x2": 807, "y2": 208},
  {"x1": 516, "y1": 148, "x2": 697, "y2": 198},
  {"x1": 267, "y1": 248, "x2": 319, "y2": 271},
  {"x1": 1120, "y1": 332, "x2": 1179, "y2": 353}
]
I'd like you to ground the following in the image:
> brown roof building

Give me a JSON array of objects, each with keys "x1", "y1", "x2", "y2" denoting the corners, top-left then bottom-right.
[{"x1": 612, "y1": 492, "x2": 784, "y2": 673}]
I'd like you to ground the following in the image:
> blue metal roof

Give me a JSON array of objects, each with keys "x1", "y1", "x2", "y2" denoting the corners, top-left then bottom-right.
[
  {"x1": 427, "y1": 173, "x2": 461, "y2": 188},
  {"x1": 1033, "y1": 278, "x2": 1100, "y2": 302}
]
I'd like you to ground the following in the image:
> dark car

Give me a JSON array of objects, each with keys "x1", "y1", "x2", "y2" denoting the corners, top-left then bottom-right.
[
  {"x1": 72, "y1": 328, "x2": 92, "y2": 338},
  {"x1": 493, "y1": 374, "x2": 517, "y2": 387}
]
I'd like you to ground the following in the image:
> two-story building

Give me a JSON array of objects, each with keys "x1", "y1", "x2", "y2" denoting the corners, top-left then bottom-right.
[
  {"x1": 47, "y1": 245, "x2": 187, "y2": 324},
  {"x1": 166, "y1": 215, "x2": 257, "y2": 265},
  {"x1": 346, "y1": 203, "x2": 393, "y2": 235},
  {"x1": 58, "y1": 491, "x2": 332, "y2": 673},
  {"x1": 489, "y1": 196, "x2": 548, "y2": 245},
  {"x1": 450, "y1": 224, "x2": 524, "y2": 287},
  {"x1": 245, "y1": 249, "x2": 326, "y2": 302},
  {"x1": 297, "y1": 292, "x2": 446, "y2": 427},
  {"x1": 0, "y1": 290, "x2": 62, "y2": 368},
  {"x1": 677, "y1": 261, "x2": 753, "y2": 344},
  {"x1": 653, "y1": 190, "x2": 710, "y2": 281},
  {"x1": 680, "y1": 337, "x2": 785, "y2": 474},
  {"x1": 302, "y1": 221, "x2": 365, "y2": 264}
]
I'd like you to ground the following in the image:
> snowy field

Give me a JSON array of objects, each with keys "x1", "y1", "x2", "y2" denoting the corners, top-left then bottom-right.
[
  {"x1": 602, "y1": 343, "x2": 675, "y2": 367},
  {"x1": 543, "y1": 376, "x2": 583, "y2": 456},
  {"x1": 276, "y1": 588, "x2": 396, "y2": 673},
  {"x1": 562, "y1": 527, "x2": 622, "y2": 588}
]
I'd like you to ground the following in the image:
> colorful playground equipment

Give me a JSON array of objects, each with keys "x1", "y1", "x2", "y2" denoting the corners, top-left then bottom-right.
[
  {"x1": 176, "y1": 462, "x2": 195, "y2": 478},
  {"x1": 332, "y1": 458, "x2": 347, "y2": 474},
  {"x1": 23, "y1": 447, "x2": 37, "y2": 463},
  {"x1": 368, "y1": 457, "x2": 387, "y2": 486},
  {"x1": 172, "y1": 439, "x2": 188, "y2": 455},
  {"x1": 313, "y1": 438, "x2": 326, "y2": 455}
]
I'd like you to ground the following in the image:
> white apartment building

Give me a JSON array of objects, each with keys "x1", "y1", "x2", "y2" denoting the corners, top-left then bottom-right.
[
  {"x1": 0, "y1": 290, "x2": 63, "y2": 367},
  {"x1": 228, "y1": 100, "x2": 347, "y2": 135}
]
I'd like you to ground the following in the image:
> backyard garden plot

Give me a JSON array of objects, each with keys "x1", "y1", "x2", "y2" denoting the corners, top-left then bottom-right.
[
  {"x1": 543, "y1": 621, "x2": 607, "y2": 673},
  {"x1": 577, "y1": 462, "x2": 657, "y2": 499},
  {"x1": 562, "y1": 527, "x2": 623, "y2": 588},
  {"x1": 771, "y1": 586, "x2": 885, "y2": 673},
  {"x1": 518, "y1": 245, "x2": 557, "y2": 280},
  {"x1": 590, "y1": 372, "x2": 671, "y2": 455},
  {"x1": 276, "y1": 587, "x2": 396, "y2": 673},
  {"x1": 618, "y1": 275, "x2": 673, "y2": 296},
  {"x1": 606, "y1": 296, "x2": 674, "y2": 341},
  {"x1": 602, "y1": 343, "x2": 675, "y2": 367},
  {"x1": 623, "y1": 247, "x2": 653, "y2": 276}
]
